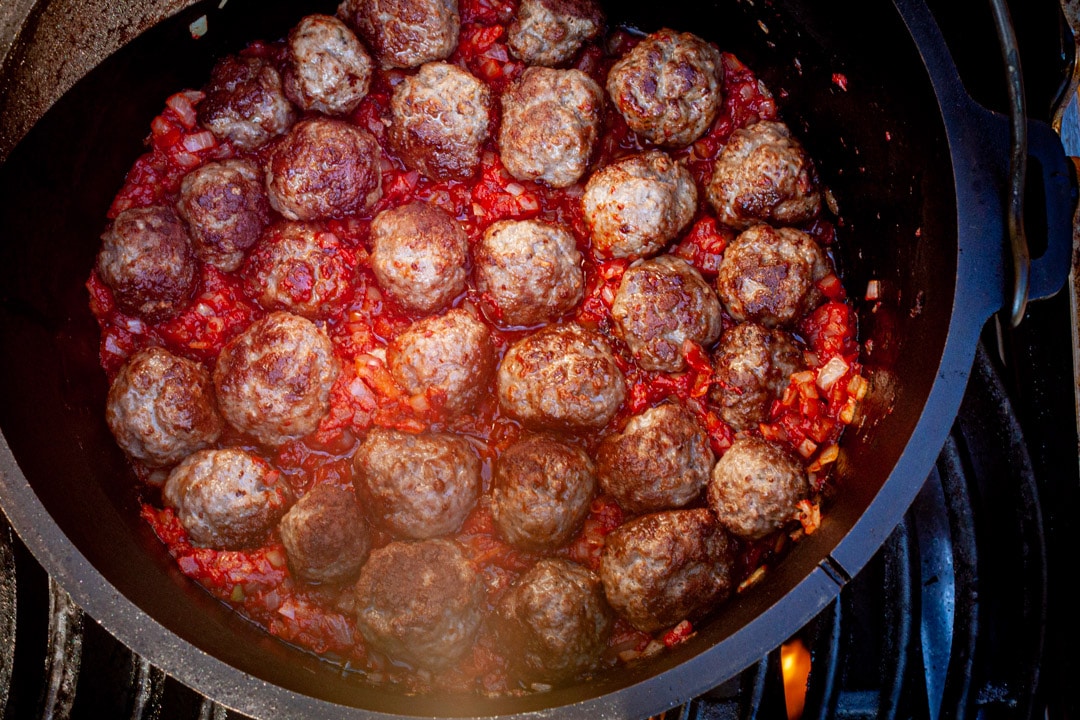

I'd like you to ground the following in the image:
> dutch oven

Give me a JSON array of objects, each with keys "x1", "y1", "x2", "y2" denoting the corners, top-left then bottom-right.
[{"x1": 0, "y1": 0, "x2": 1074, "y2": 717}]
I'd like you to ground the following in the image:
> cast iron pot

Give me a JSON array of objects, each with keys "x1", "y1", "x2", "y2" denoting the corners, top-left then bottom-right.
[{"x1": 0, "y1": 0, "x2": 1074, "y2": 717}]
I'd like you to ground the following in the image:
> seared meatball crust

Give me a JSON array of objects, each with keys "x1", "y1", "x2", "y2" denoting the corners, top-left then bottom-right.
[
  {"x1": 499, "y1": 66, "x2": 604, "y2": 188},
  {"x1": 352, "y1": 427, "x2": 481, "y2": 539},
  {"x1": 338, "y1": 0, "x2": 460, "y2": 69},
  {"x1": 610, "y1": 255, "x2": 722, "y2": 373},
  {"x1": 708, "y1": 435, "x2": 810, "y2": 540},
  {"x1": 163, "y1": 448, "x2": 290, "y2": 549},
  {"x1": 283, "y1": 14, "x2": 373, "y2": 116},
  {"x1": 506, "y1": 0, "x2": 605, "y2": 67},
  {"x1": 386, "y1": 308, "x2": 496, "y2": 416},
  {"x1": 606, "y1": 28, "x2": 723, "y2": 147},
  {"x1": 599, "y1": 508, "x2": 736, "y2": 633},
  {"x1": 496, "y1": 558, "x2": 613, "y2": 683},
  {"x1": 710, "y1": 322, "x2": 802, "y2": 432},
  {"x1": 389, "y1": 62, "x2": 492, "y2": 181},
  {"x1": 368, "y1": 201, "x2": 469, "y2": 313},
  {"x1": 715, "y1": 224, "x2": 831, "y2": 328},
  {"x1": 198, "y1": 55, "x2": 296, "y2": 151},
  {"x1": 597, "y1": 402, "x2": 713, "y2": 514},
  {"x1": 177, "y1": 158, "x2": 270, "y2": 273},
  {"x1": 583, "y1": 150, "x2": 697, "y2": 260},
  {"x1": 96, "y1": 206, "x2": 198, "y2": 323},
  {"x1": 242, "y1": 221, "x2": 355, "y2": 319},
  {"x1": 497, "y1": 322, "x2": 626, "y2": 429},
  {"x1": 352, "y1": 539, "x2": 483, "y2": 669},
  {"x1": 279, "y1": 483, "x2": 371, "y2": 584},
  {"x1": 490, "y1": 435, "x2": 597, "y2": 551},
  {"x1": 474, "y1": 219, "x2": 584, "y2": 327},
  {"x1": 707, "y1": 120, "x2": 821, "y2": 230},
  {"x1": 265, "y1": 117, "x2": 382, "y2": 221},
  {"x1": 106, "y1": 347, "x2": 224, "y2": 468},
  {"x1": 213, "y1": 311, "x2": 340, "y2": 447}
]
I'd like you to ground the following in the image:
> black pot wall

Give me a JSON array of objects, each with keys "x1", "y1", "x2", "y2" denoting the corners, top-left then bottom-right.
[{"x1": 0, "y1": 0, "x2": 963, "y2": 717}]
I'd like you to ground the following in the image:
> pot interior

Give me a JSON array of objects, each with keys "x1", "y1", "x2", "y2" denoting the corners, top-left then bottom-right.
[{"x1": 0, "y1": 0, "x2": 956, "y2": 716}]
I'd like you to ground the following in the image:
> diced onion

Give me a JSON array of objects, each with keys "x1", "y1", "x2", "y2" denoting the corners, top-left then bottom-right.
[
  {"x1": 816, "y1": 356, "x2": 849, "y2": 391},
  {"x1": 865, "y1": 279, "x2": 882, "y2": 301},
  {"x1": 182, "y1": 130, "x2": 216, "y2": 153},
  {"x1": 166, "y1": 92, "x2": 198, "y2": 129}
]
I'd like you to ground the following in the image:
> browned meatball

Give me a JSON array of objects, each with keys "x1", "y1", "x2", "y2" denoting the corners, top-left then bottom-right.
[
  {"x1": 499, "y1": 66, "x2": 603, "y2": 188},
  {"x1": 606, "y1": 28, "x2": 723, "y2": 147},
  {"x1": 163, "y1": 448, "x2": 291, "y2": 549},
  {"x1": 710, "y1": 322, "x2": 802, "y2": 431},
  {"x1": 497, "y1": 323, "x2": 626, "y2": 429},
  {"x1": 368, "y1": 201, "x2": 468, "y2": 313},
  {"x1": 283, "y1": 14, "x2": 373, "y2": 116},
  {"x1": 106, "y1": 347, "x2": 223, "y2": 468},
  {"x1": 506, "y1": 0, "x2": 605, "y2": 67},
  {"x1": 706, "y1": 121, "x2": 821, "y2": 230},
  {"x1": 386, "y1": 309, "x2": 496, "y2": 417},
  {"x1": 198, "y1": 55, "x2": 296, "y2": 151},
  {"x1": 582, "y1": 150, "x2": 697, "y2": 259},
  {"x1": 596, "y1": 402, "x2": 713, "y2": 514},
  {"x1": 474, "y1": 219, "x2": 584, "y2": 327},
  {"x1": 490, "y1": 435, "x2": 596, "y2": 551},
  {"x1": 352, "y1": 427, "x2": 481, "y2": 539},
  {"x1": 352, "y1": 539, "x2": 483, "y2": 669},
  {"x1": 495, "y1": 558, "x2": 613, "y2": 682},
  {"x1": 599, "y1": 508, "x2": 735, "y2": 633},
  {"x1": 279, "y1": 483, "x2": 371, "y2": 584},
  {"x1": 338, "y1": 0, "x2": 460, "y2": 69},
  {"x1": 708, "y1": 435, "x2": 810, "y2": 540},
  {"x1": 241, "y1": 221, "x2": 354, "y2": 319},
  {"x1": 388, "y1": 62, "x2": 491, "y2": 180},
  {"x1": 176, "y1": 159, "x2": 270, "y2": 272},
  {"x1": 610, "y1": 255, "x2": 722, "y2": 373},
  {"x1": 715, "y1": 224, "x2": 831, "y2": 327},
  {"x1": 96, "y1": 206, "x2": 198, "y2": 323},
  {"x1": 265, "y1": 117, "x2": 382, "y2": 221},
  {"x1": 213, "y1": 312, "x2": 339, "y2": 447}
]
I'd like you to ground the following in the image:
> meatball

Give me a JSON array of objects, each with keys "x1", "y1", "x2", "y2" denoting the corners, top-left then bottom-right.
[
  {"x1": 283, "y1": 14, "x2": 373, "y2": 116},
  {"x1": 386, "y1": 309, "x2": 496, "y2": 417},
  {"x1": 491, "y1": 435, "x2": 596, "y2": 551},
  {"x1": 610, "y1": 255, "x2": 722, "y2": 373},
  {"x1": 105, "y1": 347, "x2": 224, "y2": 468},
  {"x1": 338, "y1": 0, "x2": 459, "y2": 69},
  {"x1": 352, "y1": 427, "x2": 481, "y2": 539},
  {"x1": 495, "y1": 558, "x2": 613, "y2": 683},
  {"x1": 198, "y1": 55, "x2": 296, "y2": 151},
  {"x1": 583, "y1": 150, "x2": 697, "y2": 259},
  {"x1": 596, "y1": 402, "x2": 713, "y2": 514},
  {"x1": 352, "y1": 539, "x2": 483, "y2": 669},
  {"x1": 715, "y1": 224, "x2": 831, "y2": 327},
  {"x1": 599, "y1": 508, "x2": 735, "y2": 633},
  {"x1": 96, "y1": 206, "x2": 198, "y2": 323},
  {"x1": 279, "y1": 484, "x2": 371, "y2": 584},
  {"x1": 163, "y1": 448, "x2": 290, "y2": 549},
  {"x1": 388, "y1": 62, "x2": 491, "y2": 180},
  {"x1": 241, "y1": 221, "x2": 354, "y2": 319},
  {"x1": 176, "y1": 159, "x2": 271, "y2": 272},
  {"x1": 506, "y1": 0, "x2": 605, "y2": 67},
  {"x1": 606, "y1": 28, "x2": 723, "y2": 147},
  {"x1": 497, "y1": 323, "x2": 626, "y2": 429},
  {"x1": 213, "y1": 311, "x2": 339, "y2": 447},
  {"x1": 499, "y1": 66, "x2": 604, "y2": 188},
  {"x1": 265, "y1": 117, "x2": 382, "y2": 221},
  {"x1": 708, "y1": 435, "x2": 810, "y2": 540},
  {"x1": 474, "y1": 219, "x2": 584, "y2": 327},
  {"x1": 710, "y1": 322, "x2": 802, "y2": 431},
  {"x1": 706, "y1": 120, "x2": 822, "y2": 230},
  {"x1": 368, "y1": 201, "x2": 468, "y2": 313}
]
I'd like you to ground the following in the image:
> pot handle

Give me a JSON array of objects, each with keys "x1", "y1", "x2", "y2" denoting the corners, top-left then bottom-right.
[{"x1": 1024, "y1": 117, "x2": 1076, "y2": 304}]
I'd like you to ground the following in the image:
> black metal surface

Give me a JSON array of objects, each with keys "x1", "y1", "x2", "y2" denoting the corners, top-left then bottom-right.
[{"x1": 0, "y1": 0, "x2": 1074, "y2": 717}]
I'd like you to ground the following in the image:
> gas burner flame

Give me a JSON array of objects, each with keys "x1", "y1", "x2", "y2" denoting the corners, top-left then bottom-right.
[{"x1": 781, "y1": 638, "x2": 811, "y2": 719}]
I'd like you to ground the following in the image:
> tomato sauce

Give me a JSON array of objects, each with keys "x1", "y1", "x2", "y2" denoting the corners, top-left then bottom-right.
[{"x1": 89, "y1": 7, "x2": 864, "y2": 695}]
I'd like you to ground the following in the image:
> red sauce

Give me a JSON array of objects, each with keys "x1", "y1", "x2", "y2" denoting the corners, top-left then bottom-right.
[{"x1": 89, "y1": 13, "x2": 864, "y2": 695}]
